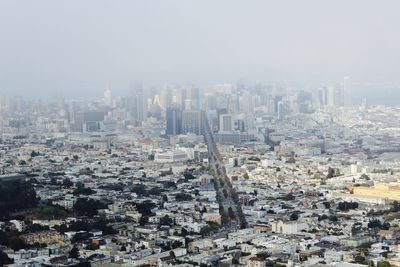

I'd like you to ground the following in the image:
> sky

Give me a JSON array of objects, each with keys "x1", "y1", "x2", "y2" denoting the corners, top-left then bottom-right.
[{"x1": 1, "y1": 0, "x2": 400, "y2": 98}]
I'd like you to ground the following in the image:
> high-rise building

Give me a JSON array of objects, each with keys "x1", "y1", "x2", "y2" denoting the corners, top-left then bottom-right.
[
  {"x1": 317, "y1": 87, "x2": 327, "y2": 108},
  {"x1": 187, "y1": 87, "x2": 200, "y2": 109},
  {"x1": 327, "y1": 86, "x2": 336, "y2": 107},
  {"x1": 219, "y1": 114, "x2": 234, "y2": 132},
  {"x1": 343, "y1": 76, "x2": 351, "y2": 106},
  {"x1": 83, "y1": 111, "x2": 105, "y2": 132},
  {"x1": 160, "y1": 83, "x2": 173, "y2": 109},
  {"x1": 274, "y1": 95, "x2": 283, "y2": 113},
  {"x1": 166, "y1": 106, "x2": 182, "y2": 135},
  {"x1": 182, "y1": 110, "x2": 201, "y2": 135},
  {"x1": 184, "y1": 99, "x2": 192, "y2": 110},
  {"x1": 129, "y1": 81, "x2": 147, "y2": 125},
  {"x1": 180, "y1": 86, "x2": 200, "y2": 110},
  {"x1": 297, "y1": 90, "x2": 312, "y2": 113},
  {"x1": 104, "y1": 86, "x2": 112, "y2": 107},
  {"x1": 206, "y1": 94, "x2": 217, "y2": 110},
  {"x1": 277, "y1": 101, "x2": 285, "y2": 120}
]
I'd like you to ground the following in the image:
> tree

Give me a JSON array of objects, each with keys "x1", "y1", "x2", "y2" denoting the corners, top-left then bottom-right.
[
  {"x1": 73, "y1": 198, "x2": 106, "y2": 216},
  {"x1": 354, "y1": 255, "x2": 366, "y2": 264},
  {"x1": 378, "y1": 261, "x2": 391, "y2": 267},
  {"x1": 326, "y1": 167, "x2": 335, "y2": 178},
  {"x1": 135, "y1": 201, "x2": 156, "y2": 216},
  {"x1": 180, "y1": 228, "x2": 189, "y2": 236},
  {"x1": 285, "y1": 193, "x2": 295, "y2": 201},
  {"x1": 183, "y1": 171, "x2": 195, "y2": 180},
  {"x1": 0, "y1": 180, "x2": 38, "y2": 217},
  {"x1": 228, "y1": 207, "x2": 235, "y2": 219},
  {"x1": 351, "y1": 222, "x2": 362, "y2": 236},
  {"x1": 171, "y1": 240, "x2": 182, "y2": 249},
  {"x1": 322, "y1": 201, "x2": 331, "y2": 209},
  {"x1": 69, "y1": 246, "x2": 80, "y2": 259},
  {"x1": 159, "y1": 215, "x2": 173, "y2": 227},
  {"x1": 256, "y1": 251, "x2": 271, "y2": 260},
  {"x1": 329, "y1": 215, "x2": 338, "y2": 222},
  {"x1": 200, "y1": 225, "x2": 212, "y2": 236},
  {"x1": 391, "y1": 201, "x2": 400, "y2": 212},
  {"x1": 338, "y1": 201, "x2": 358, "y2": 211},
  {"x1": 139, "y1": 216, "x2": 149, "y2": 226},
  {"x1": 8, "y1": 236, "x2": 27, "y2": 251},
  {"x1": 360, "y1": 174, "x2": 370, "y2": 180},
  {"x1": 0, "y1": 250, "x2": 13, "y2": 265},
  {"x1": 62, "y1": 178, "x2": 73, "y2": 188},
  {"x1": 290, "y1": 213, "x2": 299, "y2": 221},
  {"x1": 286, "y1": 157, "x2": 296, "y2": 164},
  {"x1": 30, "y1": 150, "x2": 40, "y2": 157},
  {"x1": 175, "y1": 193, "x2": 193, "y2": 202},
  {"x1": 73, "y1": 183, "x2": 95, "y2": 196}
]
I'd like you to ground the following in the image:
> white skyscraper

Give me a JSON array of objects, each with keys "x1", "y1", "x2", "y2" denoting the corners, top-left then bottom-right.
[
  {"x1": 219, "y1": 114, "x2": 234, "y2": 132},
  {"x1": 343, "y1": 76, "x2": 351, "y2": 106},
  {"x1": 104, "y1": 85, "x2": 112, "y2": 107}
]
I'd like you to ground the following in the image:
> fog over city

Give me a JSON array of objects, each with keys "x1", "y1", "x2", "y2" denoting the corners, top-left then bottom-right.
[
  {"x1": 1, "y1": 0, "x2": 400, "y2": 103},
  {"x1": 2, "y1": 2, "x2": 400, "y2": 267}
]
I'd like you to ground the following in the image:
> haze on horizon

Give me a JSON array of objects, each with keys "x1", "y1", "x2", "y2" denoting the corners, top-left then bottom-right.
[{"x1": 1, "y1": 0, "x2": 400, "y2": 99}]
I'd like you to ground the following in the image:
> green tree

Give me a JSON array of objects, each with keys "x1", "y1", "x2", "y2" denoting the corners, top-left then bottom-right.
[
  {"x1": 0, "y1": 250, "x2": 13, "y2": 265},
  {"x1": 391, "y1": 201, "x2": 400, "y2": 212},
  {"x1": 8, "y1": 236, "x2": 27, "y2": 251},
  {"x1": 73, "y1": 198, "x2": 106, "y2": 216},
  {"x1": 256, "y1": 251, "x2": 271, "y2": 260},
  {"x1": 0, "y1": 181, "x2": 38, "y2": 217},
  {"x1": 378, "y1": 261, "x2": 391, "y2": 267},
  {"x1": 290, "y1": 213, "x2": 299, "y2": 221},
  {"x1": 159, "y1": 215, "x2": 173, "y2": 227},
  {"x1": 68, "y1": 246, "x2": 79, "y2": 259}
]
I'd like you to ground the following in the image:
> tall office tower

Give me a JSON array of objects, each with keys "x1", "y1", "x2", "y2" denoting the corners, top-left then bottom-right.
[
  {"x1": 327, "y1": 86, "x2": 336, "y2": 107},
  {"x1": 182, "y1": 110, "x2": 202, "y2": 135},
  {"x1": 297, "y1": 90, "x2": 312, "y2": 113},
  {"x1": 71, "y1": 111, "x2": 84, "y2": 132},
  {"x1": 104, "y1": 85, "x2": 112, "y2": 107},
  {"x1": 166, "y1": 106, "x2": 182, "y2": 135},
  {"x1": 181, "y1": 86, "x2": 200, "y2": 110},
  {"x1": 12, "y1": 96, "x2": 24, "y2": 113},
  {"x1": 236, "y1": 79, "x2": 246, "y2": 93},
  {"x1": 83, "y1": 111, "x2": 105, "y2": 132},
  {"x1": 129, "y1": 82, "x2": 147, "y2": 125},
  {"x1": 184, "y1": 99, "x2": 192, "y2": 110},
  {"x1": 171, "y1": 88, "x2": 181, "y2": 105},
  {"x1": 219, "y1": 114, "x2": 234, "y2": 132},
  {"x1": 160, "y1": 83, "x2": 173, "y2": 109},
  {"x1": 239, "y1": 91, "x2": 255, "y2": 113},
  {"x1": 317, "y1": 88, "x2": 327, "y2": 108},
  {"x1": 189, "y1": 87, "x2": 200, "y2": 109},
  {"x1": 343, "y1": 76, "x2": 351, "y2": 106},
  {"x1": 273, "y1": 95, "x2": 283, "y2": 113},
  {"x1": 264, "y1": 95, "x2": 275, "y2": 114},
  {"x1": 361, "y1": 98, "x2": 367, "y2": 111},
  {"x1": 277, "y1": 101, "x2": 285, "y2": 120},
  {"x1": 206, "y1": 94, "x2": 217, "y2": 110},
  {"x1": 233, "y1": 114, "x2": 246, "y2": 132},
  {"x1": 180, "y1": 88, "x2": 187, "y2": 108}
]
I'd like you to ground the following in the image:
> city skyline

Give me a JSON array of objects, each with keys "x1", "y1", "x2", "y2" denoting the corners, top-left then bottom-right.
[
  {"x1": 1, "y1": 1, "x2": 400, "y2": 266},
  {"x1": 1, "y1": 0, "x2": 400, "y2": 100}
]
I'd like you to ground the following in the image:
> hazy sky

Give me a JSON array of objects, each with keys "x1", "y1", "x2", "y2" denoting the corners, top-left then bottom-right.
[{"x1": 1, "y1": 0, "x2": 400, "y2": 98}]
